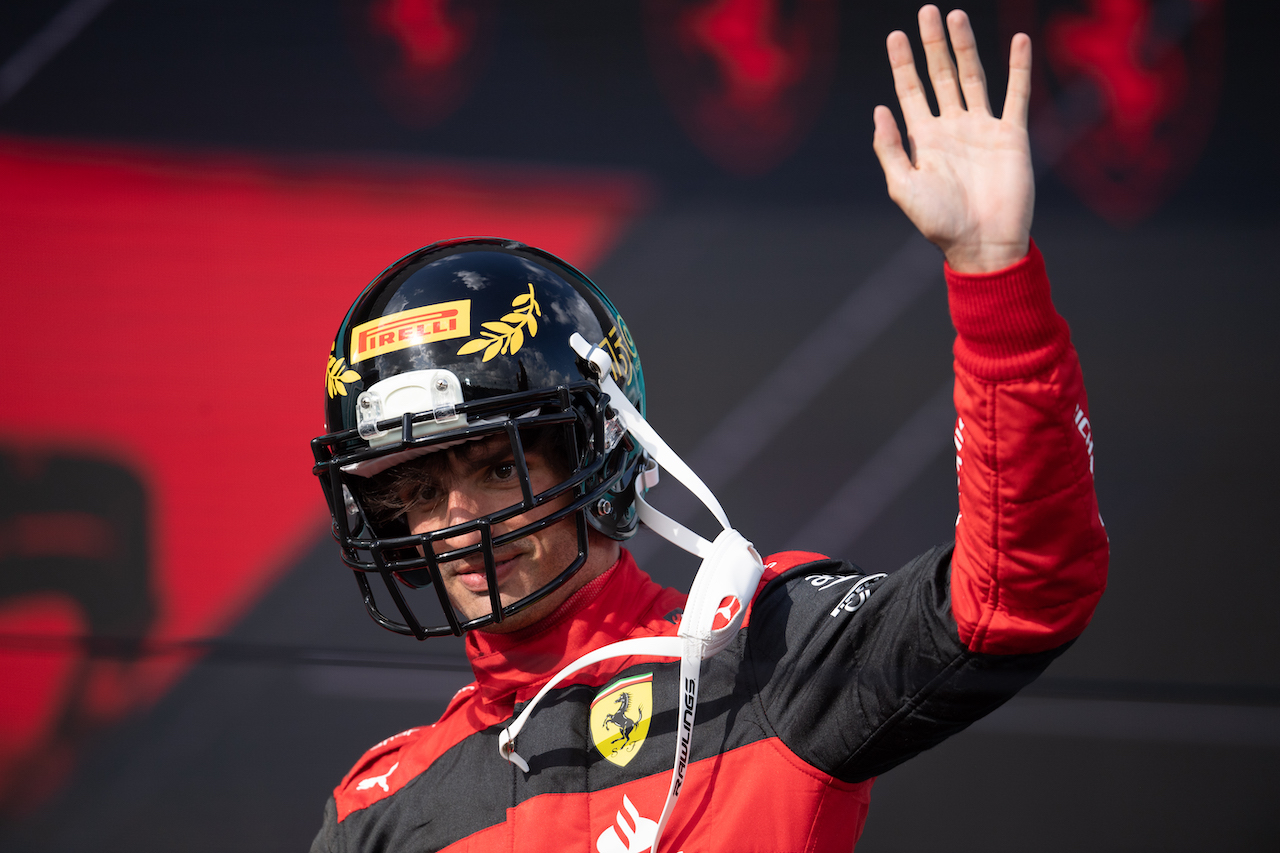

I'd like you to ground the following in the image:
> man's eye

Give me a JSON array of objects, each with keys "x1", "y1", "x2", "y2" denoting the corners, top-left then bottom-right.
[
  {"x1": 492, "y1": 463, "x2": 517, "y2": 482},
  {"x1": 410, "y1": 484, "x2": 440, "y2": 507}
]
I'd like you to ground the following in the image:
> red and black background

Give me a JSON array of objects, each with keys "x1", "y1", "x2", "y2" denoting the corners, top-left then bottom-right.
[{"x1": 1, "y1": 1, "x2": 1276, "y2": 850}]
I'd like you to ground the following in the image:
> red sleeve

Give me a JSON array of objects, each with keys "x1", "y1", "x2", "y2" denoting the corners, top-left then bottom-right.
[{"x1": 947, "y1": 240, "x2": 1108, "y2": 655}]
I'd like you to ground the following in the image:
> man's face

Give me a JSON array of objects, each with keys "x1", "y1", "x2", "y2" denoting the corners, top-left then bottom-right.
[{"x1": 394, "y1": 433, "x2": 614, "y2": 633}]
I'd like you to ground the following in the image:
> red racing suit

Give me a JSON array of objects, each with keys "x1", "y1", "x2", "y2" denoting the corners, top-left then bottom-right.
[{"x1": 311, "y1": 242, "x2": 1108, "y2": 852}]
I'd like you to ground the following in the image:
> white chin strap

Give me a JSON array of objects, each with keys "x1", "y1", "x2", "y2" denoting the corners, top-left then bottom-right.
[{"x1": 495, "y1": 334, "x2": 764, "y2": 853}]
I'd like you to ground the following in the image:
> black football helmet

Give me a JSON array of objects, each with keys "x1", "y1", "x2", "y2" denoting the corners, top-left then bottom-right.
[{"x1": 312, "y1": 238, "x2": 648, "y2": 638}]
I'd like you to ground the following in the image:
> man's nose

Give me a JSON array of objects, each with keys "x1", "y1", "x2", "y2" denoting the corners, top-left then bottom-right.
[{"x1": 434, "y1": 487, "x2": 488, "y2": 551}]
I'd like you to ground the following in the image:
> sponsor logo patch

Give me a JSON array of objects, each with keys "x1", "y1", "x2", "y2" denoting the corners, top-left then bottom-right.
[
  {"x1": 805, "y1": 571, "x2": 888, "y2": 617},
  {"x1": 596, "y1": 794, "x2": 658, "y2": 853},
  {"x1": 710, "y1": 596, "x2": 740, "y2": 631},
  {"x1": 351, "y1": 299, "x2": 471, "y2": 363},
  {"x1": 355, "y1": 761, "x2": 398, "y2": 793},
  {"x1": 590, "y1": 673, "x2": 652, "y2": 767},
  {"x1": 369, "y1": 728, "x2": 420, "y2": 751}
]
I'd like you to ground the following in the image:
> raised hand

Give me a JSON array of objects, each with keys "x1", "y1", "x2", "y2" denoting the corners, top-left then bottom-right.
[{"x1": 873, "y1": 6, "x2": 1034, "y2": 273}]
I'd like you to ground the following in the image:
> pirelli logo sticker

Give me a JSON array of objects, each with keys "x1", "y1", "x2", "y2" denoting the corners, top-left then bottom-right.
[
  {"x1": 590, "y1": 673, "x2": 652, "y2": 767},
  {"x1": 350, "y1": 300, "x2": 470, "y2": 363}
]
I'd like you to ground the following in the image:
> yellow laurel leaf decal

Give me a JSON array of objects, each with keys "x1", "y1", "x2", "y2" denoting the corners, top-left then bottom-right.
[
  {"x1": 455, "y1": 283, "x2": 541, "y2": 360},
  {"x1": 325, "y1": 352, "x2": 361, "y2": 399}
]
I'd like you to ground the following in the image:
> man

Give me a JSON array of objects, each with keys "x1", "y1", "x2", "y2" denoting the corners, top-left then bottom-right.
[{"x1": 309, "y1": 6, "x2": 1107, "y2": 852}]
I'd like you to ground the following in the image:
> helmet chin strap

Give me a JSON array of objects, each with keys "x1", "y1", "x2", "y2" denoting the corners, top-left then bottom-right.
[{"x1": 496, "y1": 334, "x2": 765, "y2": 853}]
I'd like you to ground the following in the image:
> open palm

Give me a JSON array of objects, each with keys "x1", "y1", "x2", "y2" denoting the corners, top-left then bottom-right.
[{"x1": 873, "y1": 6, "x2": 1034, "y2": 273}]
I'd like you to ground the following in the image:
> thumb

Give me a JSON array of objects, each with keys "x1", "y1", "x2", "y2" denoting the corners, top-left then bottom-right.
[{"x1": 872, "y1": 105, "x2": 914, "y2": 193}]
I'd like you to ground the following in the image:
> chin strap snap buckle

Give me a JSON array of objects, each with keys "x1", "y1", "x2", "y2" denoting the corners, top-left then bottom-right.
[
  {"x1": 570, "y1": 332, "x2": 613, "y2": 379},
  {"x1": 497, "y1": 729, "x2": 529, "y2": 773}
]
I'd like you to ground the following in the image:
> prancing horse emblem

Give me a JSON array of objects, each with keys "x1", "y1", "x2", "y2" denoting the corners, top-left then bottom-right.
[
  {"x1": 591, "y1": 673, "x2": 653, "y2": 768},
  {"x1": 603, "y1": 693, "x2": 643, "y2": 749}
]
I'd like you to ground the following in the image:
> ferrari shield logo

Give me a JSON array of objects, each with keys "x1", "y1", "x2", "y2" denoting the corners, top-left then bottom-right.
[
  {"x1": 1000, "y1": 0, "x2": 1224, "y2": 224},
  {"x1": 590, "y1": 673, "x2": 653, "y2": 767},
  {"x1": 643, "y1": 0, "x2": 840, "y2": 176},
  {"x1": 341, "y1": 0, "x2": 497, "y2": 130}
]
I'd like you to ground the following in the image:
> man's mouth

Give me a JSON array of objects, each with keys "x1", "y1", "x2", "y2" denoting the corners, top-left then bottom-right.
[{"x1": 451, "y1": 553, "x2": 519, "y2": 594}]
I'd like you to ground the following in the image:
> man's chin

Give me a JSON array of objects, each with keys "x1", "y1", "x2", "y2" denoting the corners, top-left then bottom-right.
[
  {"x1": 471, "y1": 602, "x2": 543, "y2": 634},
  {"x1": 449, "y1": 586, "x2": 534, "y2": 633}
]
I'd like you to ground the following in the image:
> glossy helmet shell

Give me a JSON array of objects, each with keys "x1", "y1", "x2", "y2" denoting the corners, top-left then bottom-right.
[{"x1": 312, "y1": 237, "x2": 646, "y2": 638}]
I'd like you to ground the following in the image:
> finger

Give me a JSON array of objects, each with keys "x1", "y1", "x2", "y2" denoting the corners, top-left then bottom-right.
[
  {"x1": 947, "y1": 9, "x2": 991, "y2": 115},
  {"x1": 1002, "y1": 32, "x2": 1032, "y2": 127},
  {"x1": 918, "y1": 4, "x2": 963, "y2": 114},
  {"x1": 872, "y1": 104, "x2": 915, "y2": 183},
  {"x1": 886, "y1": 30, "x2": 933, "y2": 127}
]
